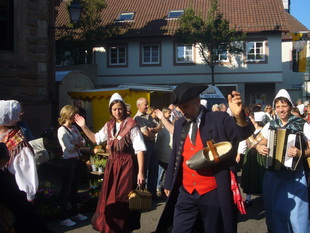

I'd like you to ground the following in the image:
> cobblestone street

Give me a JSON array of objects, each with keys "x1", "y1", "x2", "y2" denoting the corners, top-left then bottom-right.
[{"x1": 47, "y1": 194, "x2": 267, "y2": 233}]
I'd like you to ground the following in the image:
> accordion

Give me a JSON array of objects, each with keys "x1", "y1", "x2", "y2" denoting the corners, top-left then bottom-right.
[{"x1": 266, "y1": 129, "x2": 303, "y2": 171}]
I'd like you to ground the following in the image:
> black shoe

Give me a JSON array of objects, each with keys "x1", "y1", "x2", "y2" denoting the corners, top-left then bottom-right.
[{"x1": 244, "y1": 200, "x2": 252, "y2": 207}]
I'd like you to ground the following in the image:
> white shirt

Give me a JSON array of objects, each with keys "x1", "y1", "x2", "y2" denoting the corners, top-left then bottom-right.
[{"x1": 95, "y1": 122, "x2": 146, "y2": 154}]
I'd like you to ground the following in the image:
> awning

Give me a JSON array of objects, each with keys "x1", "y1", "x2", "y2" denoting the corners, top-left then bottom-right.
[{"x1": 68, "y1": 84, "x2": 174, "y2": 101}]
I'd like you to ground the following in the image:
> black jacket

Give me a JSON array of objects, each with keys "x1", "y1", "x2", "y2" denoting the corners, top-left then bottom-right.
[{"x1": 156, "y1": 109, "x2": 254, "y2": 233}]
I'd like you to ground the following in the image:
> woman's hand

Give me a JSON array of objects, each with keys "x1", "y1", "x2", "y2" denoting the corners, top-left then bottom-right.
[
  {"x1": 154, "y1": 109, "x2": 164, "y2": 120},
  {"x1": 236, "y1": 153, "x2": 241, "y2": 163},
  {"x1": 74, "y1": 114, "x2": 86, "y2": 128},
  {"x1": 256, "y1": 144, "x2": 269, "y2": 156},
  {"x1": 137, "y1": 172, "x2": 145, "y2": 185},
  {"x1": 287, "y1": 146, "x2": 302, "y2": 157}
]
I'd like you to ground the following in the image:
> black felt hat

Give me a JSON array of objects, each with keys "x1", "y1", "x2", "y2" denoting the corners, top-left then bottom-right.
[{"x1": 173, "y1": 82, "x2": 208, "y2": 105}]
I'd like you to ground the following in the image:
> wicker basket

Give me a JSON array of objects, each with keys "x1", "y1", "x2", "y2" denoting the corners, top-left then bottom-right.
[{"x1": 128, "y1": 187, "x2": 152, "y2": 210}]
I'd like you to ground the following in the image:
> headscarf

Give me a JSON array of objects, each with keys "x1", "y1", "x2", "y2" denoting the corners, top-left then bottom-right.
[{"x1": 0, "y1": 100, "x2": 21, "y2": 126}]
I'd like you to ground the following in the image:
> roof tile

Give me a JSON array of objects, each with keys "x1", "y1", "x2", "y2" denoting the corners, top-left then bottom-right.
[{"x1": 56, "y1": 0, "x2": 289, "y2": 37}]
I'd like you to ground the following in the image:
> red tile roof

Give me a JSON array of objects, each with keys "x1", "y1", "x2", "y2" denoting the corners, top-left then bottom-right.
[
  {"x1": 282, "y1": 11, "x2": 309, "y2": 40},
  {"x1": 55, "y1": 0, "x2": 289, "y2": 38}
]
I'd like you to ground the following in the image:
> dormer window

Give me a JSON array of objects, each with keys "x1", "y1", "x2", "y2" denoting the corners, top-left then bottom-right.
[
  {"x1": 116, "y1": 12, "x2": 135, "y2": 22},
  {"x1": 167, "y1": 10, "x2": 184, "y2": 19}
]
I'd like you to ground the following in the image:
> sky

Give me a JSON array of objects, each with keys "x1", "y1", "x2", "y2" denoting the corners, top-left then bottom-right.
[{"x1": 290, "y1": 0, "x2": 310, "y2": 30}]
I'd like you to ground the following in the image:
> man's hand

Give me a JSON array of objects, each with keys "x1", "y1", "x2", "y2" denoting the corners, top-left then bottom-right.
[
  {"x1": 164, "y1": 189, "x2": 170, "y2": 197},
  {"x1": 227, "y1": 91, "x2": 243, "y2": 117},
  {"x1": 228, "y1": 91, "x2": 248, "y2": 126}
]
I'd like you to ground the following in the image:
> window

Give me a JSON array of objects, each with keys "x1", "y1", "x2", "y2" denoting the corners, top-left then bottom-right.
[
  {"x1": 167, "y1": 10, "x2": 184, "y2": 19},
  {"x1": 142, "y1": 44, "x2": 160, "y2": 65},
  {"x1": 116, "y1": 12, "x2": 135, "y2": 22},
  {"x1": 176, "y1": 44, "x2": 193, "y2": 63},
  {"x1": 215, "y1": 45, "x2": 228, "y2": 62},
  {"x1": 0, "y1": 0, "x2": 14, "y2": 51},
  {"x1": 246, "y1": 41, "x2": 265, "y2": 62},
  {"x1": 108, "y1": 45, "x2": 127, "y2": 66}
]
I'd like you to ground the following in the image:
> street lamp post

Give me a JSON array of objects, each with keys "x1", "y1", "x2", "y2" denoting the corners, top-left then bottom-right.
[
  {"x1": 48, "y1": 0, "x2": 82, "y2": 126},
  {"x1": 304, "y1": 72, "x2": 310, "y2": 101},
  {"x1": 68, "y1": 0, "x2": 82, "y2": 25}
]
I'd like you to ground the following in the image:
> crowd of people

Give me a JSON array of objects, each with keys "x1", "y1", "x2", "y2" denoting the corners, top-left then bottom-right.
[{"x1": 0, "y1": 84, "x2": 310, "y2": 233}]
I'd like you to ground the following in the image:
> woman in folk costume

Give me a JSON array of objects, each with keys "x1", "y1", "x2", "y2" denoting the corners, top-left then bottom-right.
[
  {"x1": 0, "y1": 100, "x2": 38, "y2": 202},
  {"x1": 75, "y1": 93, "x2": 146, "y2": 233},
  {"x1": 0, "y1": 142, "x2": 54, "y2": 233},
  {"x1": 237, "y1": 111, "x2": 266, "y2": 206},
  {"x1": 256, "y1": 89, "x2": 310, "y2": 233}
]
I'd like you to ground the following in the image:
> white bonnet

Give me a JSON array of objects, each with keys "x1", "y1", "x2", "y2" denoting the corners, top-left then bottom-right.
[
  {"x1": 297, "y1": 105, "x2": 304, "y2": 115},
  {"x1": 273, "y1": 89, "x2": 294, "y2": 107},
  {"x1": 200, "y1": 99, "x2": 207, "y2": 108},
  {"x1": 254, "y1": 112, "x2": 265, "y2": 122},
  {"x1": 0, "y1": 100, "x2": 21, "y2": 126},
  {"x1": 109, "y1": 93, "x2": 124, "y2": 107}
]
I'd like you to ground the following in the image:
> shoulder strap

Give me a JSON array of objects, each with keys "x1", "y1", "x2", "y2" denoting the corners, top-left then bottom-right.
[
  {"x1": 62, "y1": 125, "x2": 73, "y2": 136},
  {"x1": 61, "y1": 125, "x2": 81, "y2": 156}
]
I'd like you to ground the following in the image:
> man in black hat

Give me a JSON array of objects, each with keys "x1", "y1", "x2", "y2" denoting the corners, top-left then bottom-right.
[{"x1": 156, "y1": 82, "x2": 254, "y2": 233}]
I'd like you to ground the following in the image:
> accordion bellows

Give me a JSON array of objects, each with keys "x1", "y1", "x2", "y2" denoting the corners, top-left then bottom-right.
[{"x1": 128, "y1": 188, "x2": 152, "y2": 210}]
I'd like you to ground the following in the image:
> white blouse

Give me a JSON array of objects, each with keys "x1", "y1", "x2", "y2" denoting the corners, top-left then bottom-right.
[
  {"x1": 95, "y1": 122, "x2": 146, "y2": 154},
  {"x1": 1, "y1": 129, "x2": 38, "y2": 201}
]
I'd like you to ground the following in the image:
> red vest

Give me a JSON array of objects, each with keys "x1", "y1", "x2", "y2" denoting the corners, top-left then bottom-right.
[{"x1": 182, "y1": 130, "x2": 217, "y2": 195}]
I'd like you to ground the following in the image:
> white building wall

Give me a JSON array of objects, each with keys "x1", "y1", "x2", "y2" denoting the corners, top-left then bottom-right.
[{"x1": 94, "y1": 33, "x2": 284, "y2": 88}]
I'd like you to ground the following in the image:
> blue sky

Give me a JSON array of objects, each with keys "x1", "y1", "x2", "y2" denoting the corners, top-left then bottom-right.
[{"x1": 290, "y1": 0, "x2": 310, "y2": 30}]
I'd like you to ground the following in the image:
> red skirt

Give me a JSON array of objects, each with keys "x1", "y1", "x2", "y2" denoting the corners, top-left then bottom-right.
[{"x1": 92, "y1": 153, "x2": 140, "y2": 233}]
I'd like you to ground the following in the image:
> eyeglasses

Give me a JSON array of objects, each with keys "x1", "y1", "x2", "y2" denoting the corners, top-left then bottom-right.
[{"x1": 266, "y1": 108, "x2": 272, "y2": 109}]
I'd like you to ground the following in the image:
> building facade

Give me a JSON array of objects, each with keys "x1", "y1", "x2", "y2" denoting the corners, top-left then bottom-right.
[
  {"x1": 55, "y1": 0, "x2": 309, "y2": 108},
  {"x1": 0, "y1": 0, "x2": 61, "y2": 136}
]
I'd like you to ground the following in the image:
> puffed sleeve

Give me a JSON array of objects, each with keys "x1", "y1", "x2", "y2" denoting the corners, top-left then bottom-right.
[
  {"x1": 304, "y1": 123, "x2": 310, "y2": 141},
  {"x1": 261, "y1": 122, "x2": 270, "y2": 139},
  {"x1": 237, "y1": 140, "x2": 247, "y2": 154},
  {"x1": 9, "y1": 146, "x2": 39, "y2": 201},
  {"x1": 95, "y1": 123, "x2": 108, "y2": 145},
  {"x1": 130, "y1": 125, "x2": 147, "y2": 154}
]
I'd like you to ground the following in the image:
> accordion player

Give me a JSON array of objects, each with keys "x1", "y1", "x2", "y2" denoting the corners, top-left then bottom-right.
[{"x1": 266, "y1": 128, "x2": 304, "y2": 170}]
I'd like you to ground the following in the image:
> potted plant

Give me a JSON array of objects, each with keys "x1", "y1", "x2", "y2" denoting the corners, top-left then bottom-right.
[
  {"x1": 95, "y1": 157, "x2": 107, "y2": 173},
  {"x1": 90, "y1": 155, "x2": 98, "y2": 172}
]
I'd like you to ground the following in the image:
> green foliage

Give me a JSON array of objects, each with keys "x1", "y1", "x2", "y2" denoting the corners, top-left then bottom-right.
[
  {"x1": 95, "y1": 157, "x2": 107, "y2": 168},
  {"x1": 89, "y1": 154, "x2": 98, "y2": 165},
  {"x1": 90, "y1": 154, "x2": 107, "y2": 168},
  {"x1": 56, "y1": 0, "x2": 119, "y2": 65},
  {"x1": 176, "y1": 0, "x2": 245, "y2": 85}
]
